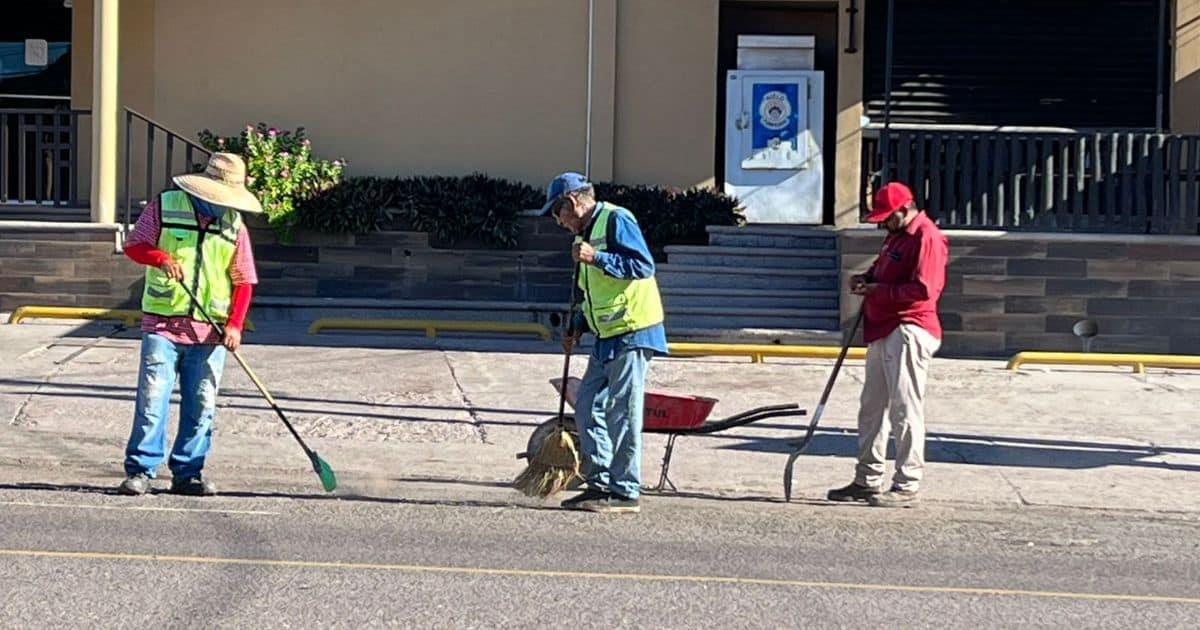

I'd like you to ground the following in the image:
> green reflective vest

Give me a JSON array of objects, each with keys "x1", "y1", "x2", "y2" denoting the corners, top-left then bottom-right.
[
  {"x1": 576, "y1": 203, "x2": 664, "y2": 339},
  {"x1": 141, "y1": 190, "x2": 240, "y2": 322}
]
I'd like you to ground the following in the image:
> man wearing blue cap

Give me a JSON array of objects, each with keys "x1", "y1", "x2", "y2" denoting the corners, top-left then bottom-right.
[{"x1": 543, "y1": 172, "x2": 667, "y2": 514}]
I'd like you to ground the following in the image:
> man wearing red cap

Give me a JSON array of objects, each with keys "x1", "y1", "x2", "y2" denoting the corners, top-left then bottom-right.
[{"x1": 828, "y1": 181, "x2": 948, "y2": 508}]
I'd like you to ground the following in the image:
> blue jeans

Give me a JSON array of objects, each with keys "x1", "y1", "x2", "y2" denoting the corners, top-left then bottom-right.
[
  {"x1": 574, "y1": 347, "x2": 653, "y2": 499},
  {"x1": 124, "y1": 333, "x2": 227, "y2": 479}
]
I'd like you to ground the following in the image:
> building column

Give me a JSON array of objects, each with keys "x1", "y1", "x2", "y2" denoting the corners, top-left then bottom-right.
[
  {"x1": 90, "y1": 0, "x2": 119, "y2": 223},
  {"x1": 586, "y1": 0, "x2": 617, "y2": 182},
  {"x1": 834, "y1": 0, "x2": 866, "y2": 229},
  {"x1": 1173, "y1": 0, "x2": 1200, "y2": 133}
]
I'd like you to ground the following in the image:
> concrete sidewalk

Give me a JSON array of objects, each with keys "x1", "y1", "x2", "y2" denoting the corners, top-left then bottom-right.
[{"x1": 2, "y1": 320, "x2": 1198, "y2": 513}]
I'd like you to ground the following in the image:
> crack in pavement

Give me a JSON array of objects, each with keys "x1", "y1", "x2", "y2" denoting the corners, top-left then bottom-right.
[
  {"x1": 440, "y1": 351, "x2": 489, "y2": 445},
  {"x1": 936, "y1": 438, "x2": 1032, "y2": 507},
  {"x1": 9, "y1": 326, "x2": 126, "y2": 428}
]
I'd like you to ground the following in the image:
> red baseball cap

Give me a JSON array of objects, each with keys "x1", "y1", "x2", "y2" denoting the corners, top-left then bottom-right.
[{"x1": 866, "y1": 182, "x2": 915, "y2": 223}]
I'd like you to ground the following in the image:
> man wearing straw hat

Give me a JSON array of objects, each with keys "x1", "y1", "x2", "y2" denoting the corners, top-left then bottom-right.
[{"x1": 117, "y1": 153, "x2": 263, "y2": 497}]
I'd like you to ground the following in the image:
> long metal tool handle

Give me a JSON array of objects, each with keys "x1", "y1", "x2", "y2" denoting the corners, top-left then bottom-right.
[
  {"x1": 176, "y1": 282, "x2": 316, "y2": 458},
  {"x1": 783, "y1": 305, "x2": 865, "y2": 502},
  {"x1": 555, "y1": 264, "x2": 582, "y2": 428}
]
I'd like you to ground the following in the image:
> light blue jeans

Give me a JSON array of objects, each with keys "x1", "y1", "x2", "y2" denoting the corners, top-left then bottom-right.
[
  {"x1": 574, "y1": 347, "x2": 653, "y2": 499},
  {"x1": 124, "y1": 333, "x2": 227, "y2": 479}
]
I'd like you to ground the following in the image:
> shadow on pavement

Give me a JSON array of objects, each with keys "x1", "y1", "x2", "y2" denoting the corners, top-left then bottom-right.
[
  {"x1": 0, "y1": 481, "x2": 561, "y2": 512},
  {"x1": 718, "y1": 431, "x2": 1200, "y2": 473}
]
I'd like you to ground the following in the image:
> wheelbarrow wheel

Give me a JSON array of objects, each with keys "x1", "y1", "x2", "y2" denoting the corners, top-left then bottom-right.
[{"x1": 525, "y1": 416, "x2": 585, "y2": 491}]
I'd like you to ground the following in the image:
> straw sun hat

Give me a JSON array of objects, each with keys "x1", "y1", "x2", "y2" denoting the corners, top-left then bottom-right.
[{"x1": 172, "y1": 152, "x2": 264, "y2": 214}]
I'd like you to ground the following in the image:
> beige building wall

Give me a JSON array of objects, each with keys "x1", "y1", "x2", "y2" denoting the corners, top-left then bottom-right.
[
  {"x1": 151, "y1": 0, "x2": 591, "y2": 186},
  {"x1": 67, "y1": 0, "x2": 865, "y2": 216},
  {"x1": 612, "y1": 0, "x2": 719, "y2": 188},
  {"x1": 1175, "y1": 0, "x2": 1200, "y2": 133}
]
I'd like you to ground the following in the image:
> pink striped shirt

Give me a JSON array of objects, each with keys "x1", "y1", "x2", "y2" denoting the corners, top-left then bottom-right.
[{"x1": 126, "y1": 197, "x2": 258, "y2": 344}]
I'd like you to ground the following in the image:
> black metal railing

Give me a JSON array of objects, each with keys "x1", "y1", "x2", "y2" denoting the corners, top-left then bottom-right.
[
  {"x1": 863, "y1": 128, "x2": 1200, "y2": 235},
  {"x1": 0, "y1": 108, "x2": 90, "y2": 208},
  {"x1": 123, "y1": 107, "x2": 211, "y2": 227}
]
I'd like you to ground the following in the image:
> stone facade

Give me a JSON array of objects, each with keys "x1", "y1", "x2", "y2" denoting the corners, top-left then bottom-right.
[
  {"x1": 0, "y1": 219, "x2": 574, "y2": 312},
  {"x1": 0, "y1": 230, "x2": 141, "y2": 311},
  {"x1": 840, "y1": 229, "x2": 1200, "y2": 357}
]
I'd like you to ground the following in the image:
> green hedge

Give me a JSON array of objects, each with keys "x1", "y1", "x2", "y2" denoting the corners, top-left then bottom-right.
[{"x1": 297, "y1": 174, "x2": 744, "y2": 250}]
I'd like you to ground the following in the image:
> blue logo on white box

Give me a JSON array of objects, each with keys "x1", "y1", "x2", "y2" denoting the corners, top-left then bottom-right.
[{"x1": 752, "y1": 83, "x2": 799, "y2": 151}]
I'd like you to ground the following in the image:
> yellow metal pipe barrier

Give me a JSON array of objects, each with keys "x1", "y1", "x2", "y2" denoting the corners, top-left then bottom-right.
[
  {"x1": 9, "y1": 306, "x2": 142, "y2": 327},
  {"x1": 307, "y1": 318, "x2": 551, "y2": 341},
  {"x1": 1007, "y1": 351, "x2": 1200, "y2": 374},
  {"x1": 7, "y1": 306, "x2": 254, "y2": 330},
  {"x1": 668, "y1": 342, "x2": 867, "y2": 364}
]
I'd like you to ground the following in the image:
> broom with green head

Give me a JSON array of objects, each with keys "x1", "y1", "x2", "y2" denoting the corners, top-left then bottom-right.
[
  {"x1": 514, "y1": 265, "x2": 582, "y2": 497},
  {"x1": 178, "y1": 282, "x2": 337, "y2": 493}
]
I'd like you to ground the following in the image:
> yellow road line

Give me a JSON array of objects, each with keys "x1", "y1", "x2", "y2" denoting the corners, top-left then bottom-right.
[
  {"x1": 0, "y1": 500, "x2": 278, "y2": 516},
  {"x1": 1, "y1": 548, "x2": 1197, "y2": 605}
]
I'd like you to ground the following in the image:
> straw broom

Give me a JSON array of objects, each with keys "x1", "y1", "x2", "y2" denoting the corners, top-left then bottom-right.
[{"x1": 514, "y1": 265, "x2": 582, "y2": 497}]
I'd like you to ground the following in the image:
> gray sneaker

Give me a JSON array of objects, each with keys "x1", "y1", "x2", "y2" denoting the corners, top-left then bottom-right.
[
  {"x1": 170, "y1": 476, "x2": 217, "y2": 496},
  {"x1": 561, "y1": 487, "x2": 608, "y2": 510},
  {"x1": 118, "y1": 473, "x2": 151, "y2": 496},
  {"x1": 826, "y1": 482, "x2": 882, "y2": 502},
  {"x1": 868, "y1": 488, "x2": 919, "y2": 508},
  {"x1": 583, "y1": 494, "x2": 640, "y2": 514}
]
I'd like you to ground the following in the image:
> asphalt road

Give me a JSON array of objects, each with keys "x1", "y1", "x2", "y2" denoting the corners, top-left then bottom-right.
[{"x1": 1, "y1": 480, "x2": 1197, "y2": 629}]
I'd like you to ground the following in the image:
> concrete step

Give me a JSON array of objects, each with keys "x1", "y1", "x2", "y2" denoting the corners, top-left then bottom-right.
[
  {"x1": 661, "y1": 287, "x2": 838, "y2": 310},
  {"x1": 0, "y1": 229, "x2": 119, "y2": 244},
  {"x1": 705, "y1": 225, "x2": 837, "y2": 250},
  {"x1": 664, "y1": 245, "x2": 837, "y2": 270},
  {"x1": 0, "y1": 207, "x2": 91, "y2": 222},
  {"x1": 657, "y1": 264, "x2": 838, "y2": 291},
  {"x1": 666, "y1": 305, "x2": 839, "y2": 331},
  {"x1": 665, "y1": 326, "x2": 845, "y2": 345}
]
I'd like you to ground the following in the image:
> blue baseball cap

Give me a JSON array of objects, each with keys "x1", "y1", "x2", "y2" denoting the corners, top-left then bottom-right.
[{"x1": 540, "y1": 171, "x2": 591, "y2": 215}]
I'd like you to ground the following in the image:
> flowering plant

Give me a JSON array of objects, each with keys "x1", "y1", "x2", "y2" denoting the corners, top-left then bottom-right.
[{"x1": 198, "y1": 123, "x2": 344, "y2": 241}]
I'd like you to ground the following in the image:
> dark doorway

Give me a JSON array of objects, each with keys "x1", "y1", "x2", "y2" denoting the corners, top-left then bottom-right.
[
  {"x1": 717, "y1": 2, "x2": 839, "y2": 225},
  {"x1": 862, "y1": 0, "x2": 1168, "y2": 129},
  {"x1": 0, "y1": 0, "x2": 72, "y2": 107},
  {"x1": 1, "y1": 0, "x2": 77, "y2": 208}
]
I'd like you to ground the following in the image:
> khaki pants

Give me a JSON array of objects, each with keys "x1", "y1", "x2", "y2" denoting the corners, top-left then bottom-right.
[{"x1": 854, "y1": 324, "x2": 940, "y2": 492}]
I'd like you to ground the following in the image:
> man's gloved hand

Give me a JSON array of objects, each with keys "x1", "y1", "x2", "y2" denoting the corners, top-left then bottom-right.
[{"x1": 562, "y1": 329, "x2": 582, "y2": 353}]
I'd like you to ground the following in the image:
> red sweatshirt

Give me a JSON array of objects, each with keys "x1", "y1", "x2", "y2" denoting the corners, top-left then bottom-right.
[{"x1": 861, "y1": 212, "x2": 948, "y2": 343}]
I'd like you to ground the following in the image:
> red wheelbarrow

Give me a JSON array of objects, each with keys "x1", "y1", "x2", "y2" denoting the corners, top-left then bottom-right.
[{"x1": 518, "y1": 377, "x2": 807, "y2": 493}]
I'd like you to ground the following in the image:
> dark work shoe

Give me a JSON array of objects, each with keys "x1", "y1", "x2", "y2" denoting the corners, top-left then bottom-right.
[
  {"x1": 170, "y1": 476, "x2": 217, "y2": 497},
  {"x1": 826, "y1": 482, "x2": 882, "y2": 503},
  {"x1": 118, "y1": 473, "x2": 151, "y2": 496},
  {"x1": 583, "y1": 494, "x2": 640, "y2": 514},
  {"x1": 561, "y1": 487, "x2": 608, "y2": 510},
  {"x1": 868, "y1": 488, "x2": 919, "y2": 508}
]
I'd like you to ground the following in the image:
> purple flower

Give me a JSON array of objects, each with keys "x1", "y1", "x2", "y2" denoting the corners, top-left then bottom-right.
[
  {"x1": 302, "y1": 138, "x2": 311, "y2": 146},
  {"x1": 268, "y1": 128, "x2": 278, "y2": 137},
  {"x1": 280, "y1": 169, "x2": 291, "y2": 178},
  {"x1": 280, "y1": 151, "x2": 290, "y2": 159},
  {"x1": 216, "y1": 138, "x2": 225, "y2": 146}
]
